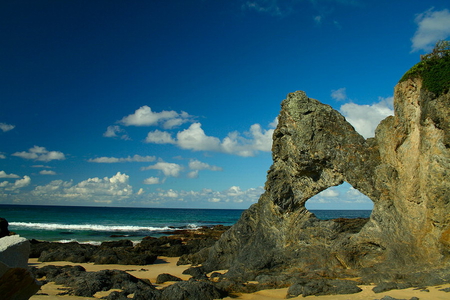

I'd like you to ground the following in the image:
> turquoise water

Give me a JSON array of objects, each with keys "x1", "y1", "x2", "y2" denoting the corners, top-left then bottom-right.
[{"x1": 0, "y1": 205, "x2": 371, "y2": 243}]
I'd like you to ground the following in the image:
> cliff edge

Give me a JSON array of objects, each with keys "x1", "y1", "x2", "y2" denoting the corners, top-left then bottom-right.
[{"x1": 194, "y1": 61, "x2": 450, "y2": 283}]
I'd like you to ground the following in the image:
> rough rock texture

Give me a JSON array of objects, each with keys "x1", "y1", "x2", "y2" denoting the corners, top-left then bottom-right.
[
  {"x1": 0, "y1": 235, "x2": 41, "y2": 300},
  {"x1": 31, "y1": 265, "x2": 159, "y2": 298},
  {"x1": 198, "y1": 77, "x2": 450, "y2": 282},
  {"x1": 0, "y1": 235, "x2": 30, "y2": 268}
]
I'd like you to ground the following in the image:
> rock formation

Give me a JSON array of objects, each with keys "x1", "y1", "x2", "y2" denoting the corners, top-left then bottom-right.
[
  {"x1": 0, "y1": 234, "x2": 41, "y2": 300},
  {"x1": 197, "y1": 75, "x2": 450, "y2": 283}
]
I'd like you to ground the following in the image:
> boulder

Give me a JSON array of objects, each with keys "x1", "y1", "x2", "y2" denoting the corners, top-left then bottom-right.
[
  {"x1": 0, "y1": 235, "x2": 30, "y2": 268},
  {"x1": 0, "y1": 234, "x2": 41, "y2": 300},
  {"x1": 155, "y1": 273, "x2": 183, "y2": 284},
  {"x1": 31, "y1": 265, "x2": 158, "y2": 297},
  {"x1": 0, "y1": 262, "x2": 41, "y2": 300},
  {"x1": 160, "y1": 280, "x2": 226, "y2": 300},
  {"x1": 0, "y1": 218, "x2": 10, "y2": 238}
]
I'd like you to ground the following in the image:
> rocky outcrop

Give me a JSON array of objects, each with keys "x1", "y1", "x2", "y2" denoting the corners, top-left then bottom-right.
[
  {"x1": 197, "y1": 76, "x2": 450, "y2": 283},
  {"x1": 30, "y1": 225, "x2": 228, "y2": 265},
  {"x1": 0, "y1": 234, "x2": 41, "y2": 300}
]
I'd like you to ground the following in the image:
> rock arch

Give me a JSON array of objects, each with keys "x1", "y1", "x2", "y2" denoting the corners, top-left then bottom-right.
[{"x1": 199, "y1": 82, "x2": 450, "y2": 281}]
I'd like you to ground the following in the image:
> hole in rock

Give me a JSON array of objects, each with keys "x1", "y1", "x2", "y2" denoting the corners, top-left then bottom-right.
[{"x1": 305, "y1": 182, "x2": 373, "y2": 220}]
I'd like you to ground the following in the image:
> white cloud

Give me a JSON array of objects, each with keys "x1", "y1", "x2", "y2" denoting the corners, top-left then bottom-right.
[
  {"x1": 147, "y1": 122, "x2": 275, "y2": 157},
  {"x1": 103, "y1": 125, "x2": 130, "y2": 140},
  {"x1": 188, "y1": 159, "x2": 223, "y2": 171},
  {"x1": 307, "y1": 182, "x2": 373, "y2": 209},
  {"x1": 142, "y1": 162, "x2": 183, "y2": 177},
  {"x1": 340, "y1": 96, "x2": 394, "y2": 139},
  {"x1": 145, "y1": 130, "x2": 176, "y2": 144},
  {"x1": 187, "y1": 170, "x2": 199, "y2": 179},
  {"x1": 31, "y1": 172, "x2": 133, "y2": 204},
  {"x1": 119, "y1": 106, "x2": 191, "y2": 129},
  {"x1": 0, "y1": 171, "x2": 20, "y2": 178},
  {"x1": 12, "y1": 146, "x2": 66, "y2": 162},
  {"x1": 0, "y1": 176, "x2": 31, "y2": 192},
  {"x1": 141, "y1": 186, "x2": 264, "y2": 207},
  {"x1": 88, "y1": 155, "x2": 157, "y2": 163},
  {"x1": 0, "y1": 154, "x2": 5, "y2": 159},
  {"x1": 39, "y1": 170, "x2": 56, "y2": 175},
  {"x1": 331, "y1": 87, "x2": 347, "y2": 101},
  {"x1": 143, "y1": 177, "x2": 160, "y2": 185},
  {"x1": 411, "y1": 8, "x2": 450, "y2": 52},
  {"x1": 0, "y1": 123, "x2": 15, "y2": 132},
  {"x1": 176, "y1": 123, "x2": 222, "y2": 152}
]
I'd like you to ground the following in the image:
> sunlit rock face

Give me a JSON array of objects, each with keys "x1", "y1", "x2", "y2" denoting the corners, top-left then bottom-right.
[{"x1": 200, "y1": 77, "x2": 450, "y2": 280}]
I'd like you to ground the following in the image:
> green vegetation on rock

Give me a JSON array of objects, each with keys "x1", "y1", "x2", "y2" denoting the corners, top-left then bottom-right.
[{"x1": 399, "y1": 40, "x2": 450, "y2": 96}]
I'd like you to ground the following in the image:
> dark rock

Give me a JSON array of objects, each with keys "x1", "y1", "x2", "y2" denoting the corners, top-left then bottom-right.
[
  {"x1": 0, "y1": 218, "x2": 10, "y2": 238},
  {"x1": 286, "y1": 279, "x2": 362, "y2": 298},
  {"x1": 161, "y1": 280, "x2": 226, "y2": 300},
  {"x1": 156, "y1": 273, "x2": 183, "y2": 284},
  {"x1": 32, "y1": 265, "x2": 157, "y2": 297},
  {"x1": 101, "y1": 291, "x2": 130, "y2": 300},
  {"x1": 440, "y1": 287, "x2": 450, "y2": 292},
  {"x1": 0, "y1": 264, "x2": 41, "y2": 300},
  {"x1": 182, "y1": 266, "x2": 207, "y2": 280},
  {"x1": 100, "y1": 240, "x2": 133, "y2": 248},
  {"x1": 373, "y1": 282, "x2": 401, "y2": 293},
  {"x1": 38, "y1": 242, "x2": 97, "y2": 263}
]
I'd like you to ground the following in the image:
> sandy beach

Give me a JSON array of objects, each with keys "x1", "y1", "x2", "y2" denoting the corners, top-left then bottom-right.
[{"x1": 29, "y1": 257, "x2": 450, "y2": 300}]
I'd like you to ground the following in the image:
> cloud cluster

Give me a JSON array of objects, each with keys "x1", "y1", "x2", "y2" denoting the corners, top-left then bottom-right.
[
  {"x1": 340, "y1": 97, "x2": 394, "y2": 139},
  {"x1": 106, "y1": 105, "x2": 275, "y2": 157},
  {"x1": 142, "y1": 162, "x2": 184, "y2": 177},
  {"x1": 0, "y1": 176, "x2": 31, "y2": 192},
  {"x1": 31, "y1": 172, "x2": 133, "y2": 204},
  {"x1": 0, "y1": 123, "x2": 15, "y2": 132},
  {"x1": 411, "y1": 8, "x2": 450, "y2": 52},
  {"x1": 88, "y1": 155, "x2": 157, "y2": 163},
  {"x1": 138, "y1": 185, "x2": 264, "y2": 207},
  {"x1": 306, "y1": 182, "x2": 373, "y2": 209},
  {"x1": 141, "y1": 158, "x2": 224, "y2": 183},
  {"x1": 0, "y1": 171, "x2": 263, "y2": 208},
  {"x1": 119, "y1": 106, "x2": 192, "y2": 129},
  {"x1": 0, "y1": 171, "x2": 20, "y2": 178},
  {"x1": 332, "y1": 88, "x2": 394, "y2": 139},
  {"x1": 146, "y1": 122, "x2": 275, "y2": 157},
  {"x1": 103, "y1": 125, "x2": 130, "y2": 140},
  {"x1": 187, "y1": 159, "x2": 223, "y2": 179},
  {"x1": 12, "y1": 146, "x2": 66, "y2": 162}
]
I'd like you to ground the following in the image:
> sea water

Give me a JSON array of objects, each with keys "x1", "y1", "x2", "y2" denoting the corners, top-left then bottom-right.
[{"x1": 0, "y1": 205, "x2": 371, "y2": 243}]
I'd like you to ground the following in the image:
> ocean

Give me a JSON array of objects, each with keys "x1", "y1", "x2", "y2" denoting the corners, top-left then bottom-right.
[{"x1": 0, "y1": 205, "x2": 371, "y2": 244}]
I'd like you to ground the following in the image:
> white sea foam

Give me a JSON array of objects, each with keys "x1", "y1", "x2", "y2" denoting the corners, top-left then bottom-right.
[
  {"x1": 57, "y1": 239, "x2": 102, "y2": 245},
  {"x1": 9, "y1": 222, "x2": 174, "y2": 232}
]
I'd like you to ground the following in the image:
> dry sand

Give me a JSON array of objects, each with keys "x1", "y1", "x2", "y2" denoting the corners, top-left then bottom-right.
[{"x1": 29, "y1": 257, "x2": 450, "y2": 300}]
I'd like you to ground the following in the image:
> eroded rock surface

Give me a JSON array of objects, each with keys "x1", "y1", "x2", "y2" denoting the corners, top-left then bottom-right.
[{"x1": 197, "y1": 77, "x2": 450, "y2": 282}]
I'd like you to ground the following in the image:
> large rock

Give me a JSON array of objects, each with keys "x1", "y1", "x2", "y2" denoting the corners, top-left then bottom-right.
[
  {"x1": 198, "y1": 75, "x2": 450, "y2": 282},
  {"x1": 0, "y1": 235, "x2": 41, "y2": 300},
  {"x1": 0, "y1": 235, "x2": 30, "y2": 268}
]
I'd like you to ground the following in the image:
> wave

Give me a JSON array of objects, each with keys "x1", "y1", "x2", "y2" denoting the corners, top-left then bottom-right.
[{"x1": 9, "y1": 222, "x2": 176, "y2": 232}]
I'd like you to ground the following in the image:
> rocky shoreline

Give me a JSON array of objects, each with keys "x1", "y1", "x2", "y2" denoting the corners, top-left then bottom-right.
[{"x1": 25, "y1": 219, "x2": 450, "y2": 300}]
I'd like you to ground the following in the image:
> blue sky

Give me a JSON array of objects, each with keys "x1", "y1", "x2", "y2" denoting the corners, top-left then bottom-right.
[{"x1": 1, "y1": 0, "x2": 449, "y2": 209}]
